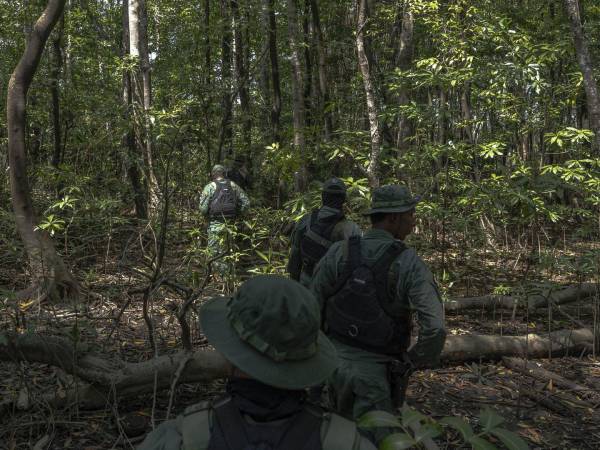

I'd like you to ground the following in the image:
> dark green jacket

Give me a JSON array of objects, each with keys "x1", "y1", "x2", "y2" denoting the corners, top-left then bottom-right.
[
  {"x1": 310, "y1": 228, "x2": 446, "y2": 368},
  {"x1": 288, "y1": 206, "x2": 362, "y2": 287}
]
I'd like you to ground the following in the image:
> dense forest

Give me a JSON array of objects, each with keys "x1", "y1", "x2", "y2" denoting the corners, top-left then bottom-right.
[{"x1": 1, "y1": 0, "x2": 599, "y2": 448}]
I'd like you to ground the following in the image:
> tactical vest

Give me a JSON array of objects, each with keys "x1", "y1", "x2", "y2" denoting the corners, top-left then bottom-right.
[
  {"x1": 325, "y1": 236, "x2": 411, "y2": 355},
  {"x1": 209, "y1": 180, "x2": 237, "y2": 219},
  {"x1": 179, "y1": 396, "x2": 362, "y2": 450},
  {"x1": 300, "y1": 209, "x2": 344, "y2": 276}
]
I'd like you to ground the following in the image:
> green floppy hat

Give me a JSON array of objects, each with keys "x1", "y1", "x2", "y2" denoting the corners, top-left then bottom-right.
[
  {"x1": 200, "y1": 275, "x2": 339, "y2": 390},
  {"x1": 363, "y1": 184, "x2": 421, "y2": 215},
  {"x1": 322, "y1": 177, "x2": 347, "y2": 194}
]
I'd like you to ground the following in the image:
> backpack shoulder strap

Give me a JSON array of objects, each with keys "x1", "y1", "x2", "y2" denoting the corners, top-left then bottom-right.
[
  {"x1": 329, "y1": 236, "x2": 361, "y2": 295},
  {"x1": 321, "y1": 412, "x2": 360, "y2": 450},
  {"x1": 371, "y1": 242, "x2": 407, "y2": 317},
  {"x1": 276, "y1": 406, "x2": 322, "y2": 450},
  {"x1": 180, "y1": 401, "x2": 212, "y2": 450},
  {"x1": 212, "y1": 396, "x2": 251, "y2": 450},
  {"x1": 305, "y1": 210, "x2": 334, "y2": 249}
]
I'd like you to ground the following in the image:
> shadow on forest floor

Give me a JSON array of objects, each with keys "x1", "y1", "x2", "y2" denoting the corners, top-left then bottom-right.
[{"x1": 1, "y1": 222, "x2": 599, "y2": 449}]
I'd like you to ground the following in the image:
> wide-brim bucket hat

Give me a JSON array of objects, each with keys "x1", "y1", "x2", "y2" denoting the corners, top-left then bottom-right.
[
  {"x1": 363, "y1": 184, "x2": 421, "y2": 215},
  {"x1": 200, "y1": 275, "x2": 339, "y2": 390}
]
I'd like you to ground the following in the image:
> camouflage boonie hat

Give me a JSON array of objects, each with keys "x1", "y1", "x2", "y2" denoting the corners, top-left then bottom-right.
[
  {"x1": 200, "y1": 275, "x2": 339, "y2": 390},
  {"x1": 363, "y1": 184, "x2": 420, "y2": 215},
  {"x1": 211, "y1": 164, "x2": 226, "y2": 176},
  {"x1": 322, "y1": 177, "x2": 347, "y2": 194}
]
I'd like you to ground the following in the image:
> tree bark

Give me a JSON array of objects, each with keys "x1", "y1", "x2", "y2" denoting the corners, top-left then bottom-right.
[
  {"x1": 393, "y1": 3, "x2": 414, "y2": 172},
  {"x1": 50, "y1": 14, "x2": 64, "y2": 168},
  {"x1": 231, "y1": 0, "x2": 251, "y2": 152},
  {"x1": 287, "y1": 0, "x2": 307, "y2": 188},
  {"x1": 138, "y1": 0, "x2": 160, "y2": 212},
  {"x1": 564, "y1": 0, "x2": 600, "y2": 151},
  {"x1": 356, "y1": 0, "x2": 381, "y2": 187},
  {"x1": 7, "y1": 0, "x2": 77, "y2": 299},
  {"x1": 122, "y1": 0, "x2": 147, "y2": 219},
  {"x1": 310, "y1": 0, "x2": 332, "y2": 141}
]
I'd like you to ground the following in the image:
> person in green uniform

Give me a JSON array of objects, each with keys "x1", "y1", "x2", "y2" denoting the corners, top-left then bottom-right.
[
  {"x1": 287, "y1": 177, "x2": 362, "y2": 287},
  {"x1": 136, "y1": 275, "x2": 376, "y2": 450},
  {"x1": 198, "y1": 164, "x2": 250, "y2": 277},
  {"x1": 310, "y1": 185, "x2": 446, "y2": 443}
]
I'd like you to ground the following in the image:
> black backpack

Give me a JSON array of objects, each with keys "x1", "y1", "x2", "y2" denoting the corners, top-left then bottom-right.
[
  {"x1": 299, "y1": 209, "x2": 344, "y2": 276},
  {"x1": 209, "y1": 180, "x2": 238, "y2": 219},
  {"x1": 325, "y1": 236, "x2": 411, "y2": 355}
]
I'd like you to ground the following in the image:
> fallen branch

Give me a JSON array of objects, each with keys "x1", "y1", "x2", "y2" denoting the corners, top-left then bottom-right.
[
  {"x1": 444, "y1": 283, "x2": 598, "y2": 312},
  {"x1": 502, "y1": 357, "x2": 592, "y2": 397},
  {"x1": 1, "y1": 328, "x2": 592, "y2": 409}
]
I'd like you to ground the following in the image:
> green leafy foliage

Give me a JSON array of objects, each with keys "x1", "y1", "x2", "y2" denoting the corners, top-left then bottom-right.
[{"x1": 361, "y1": 406, "x2": 529, "y2": 450}]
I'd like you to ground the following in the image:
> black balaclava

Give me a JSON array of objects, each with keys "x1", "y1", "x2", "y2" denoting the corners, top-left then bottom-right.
[{"x1": 322, "y1": 192, "x2": 346, "y2": 211}]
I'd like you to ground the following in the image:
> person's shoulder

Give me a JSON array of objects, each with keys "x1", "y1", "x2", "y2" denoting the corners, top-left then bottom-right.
[
  {"x1": 320, "y1": 411, "x2": 377, "y2": 450},
  {"x1": 202, "y1": 181, "x2": 216, "y2": 191},
  {"x1": 135, "y1": 418, "x2": 182, "y2": 450}
]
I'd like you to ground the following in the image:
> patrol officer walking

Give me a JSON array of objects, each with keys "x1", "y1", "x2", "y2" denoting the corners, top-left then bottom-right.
[
  {"x1": 137, "y1": 275, "x2": 376, "y2": 450},
  {"x1": 288, "y1": 178, "x2": 362, "y2": 287},
  {"x1": 199, "y1": 164, "x2": 250, "y2": 277},
  {"x1": 310, "y1": 185, "x2": 446, "y2": 442}
]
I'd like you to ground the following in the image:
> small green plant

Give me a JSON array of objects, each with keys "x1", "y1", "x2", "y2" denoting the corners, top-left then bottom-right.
[{"x1": 359, "y1": 406, "x2": 529, "y2": 450}]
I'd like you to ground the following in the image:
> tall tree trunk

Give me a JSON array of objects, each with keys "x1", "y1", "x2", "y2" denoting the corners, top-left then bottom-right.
[
  {"x1": 50, "y1": 15, "x2": 64, "y2": 168},
  {"x1": 204, "y1": 0, "x2": 211, "y2": 86},
  {"x1": 564, "y1": 0, "x2": 600, "y2": 151},
  {"x1": 394, "y1": 4, "x2": 414, "y2": 160},
  {"x1": 122, "y1": 0, "x2": 147, "y2": 219},
  {"x1": 231, "y1": 0, "x2": 251, "y2": 153},
  {"x1": 287, "y1": 0, "x2": 307, "y2": 189},
  {"x1": 265, "y1": 0, "x2": 281, "y2": 142},
  {"x1": 218, "y1": 0, "x2": 233, "y2": 162},
  {"x1": 138, "y1": 0, "x2": 160, "y2": 212},
  {"x1": 356, "y1": 0, "x2": 381, "y2": 187},
  {"x1": 310, "y1": 0, "x2": 332, "y2": 141},
  {"x1": 7, "y1": 0, "x2": 77, "y2": 299}
]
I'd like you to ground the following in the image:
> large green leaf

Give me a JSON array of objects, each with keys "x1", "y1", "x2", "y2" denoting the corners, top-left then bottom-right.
[
  {"x1": 478, "y1": 408, "x2": 505, "y2": 432},
  {"x1": 358, "y1": 411, "x2": 403, "y2": 429},
  {"x1": 414, "y1": 423, "x2": 442, "y2": 442},
  {"x1": 469, "y1": 436, "x2": 499, "y2": 450},
  {"x1": 401, "y1": 405, "x2": 426, "y2": 428},
  {"x1": 380, "y1": 433, "x2": 417, "y2": 450},
  {"x1": 440, "y1": 417, "x2": 474, "y2": 440},
  {"x1": 490, "y1": 429, "x2": 530, "y2": 450}
]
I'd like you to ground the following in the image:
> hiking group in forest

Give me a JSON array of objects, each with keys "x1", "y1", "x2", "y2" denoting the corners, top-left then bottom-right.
[{"x1": 137, "y1": 168, "x2": 446, "y2": 449}]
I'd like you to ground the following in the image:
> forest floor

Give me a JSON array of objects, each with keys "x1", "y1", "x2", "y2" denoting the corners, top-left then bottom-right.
[{"x1": 1, "y1": 219, "x2": 599, "y2": 449}]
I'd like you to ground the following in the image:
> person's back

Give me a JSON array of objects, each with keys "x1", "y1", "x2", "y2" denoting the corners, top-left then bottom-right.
[
  {"x1": 198, "y1": 164, "x2": 250, "y2": 277},
  {"x1": 288, "y1": 178, "x2": 361, "y2": 287},
  {"x1": 310, "y1": 185, "x2": 446, "y2": 443},
  {"x1": 137, "y1": 276, "x2": 375, "y2": 450}
]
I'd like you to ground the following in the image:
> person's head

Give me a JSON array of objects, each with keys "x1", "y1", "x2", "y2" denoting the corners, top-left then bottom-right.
[
  {"x1": 364, "y1": 185, "x2": 420, "y2": 240},
  {"x1": 199, "y1": 275, "x2": 339, "y2": 390},
  {"x1": 321, "y1": 177, "x2": 347, "y2": 210},
  {"x1": 211, "y1": 164, "x2": 226, "y2": 180}
]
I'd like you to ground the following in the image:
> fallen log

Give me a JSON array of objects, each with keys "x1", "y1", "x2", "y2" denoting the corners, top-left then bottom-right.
[
  {"x1": 440, "y1": 328, "x2": 593, "y2": 362},
  {"x1": 501, "y1": 357, "x2": 592, "y2": 397},
  {"x1": 444, "y1": 283, "x2": 598, "y2": 312},
  {"x1": 0, "y1": 328, "x2": 593, "y2": 409}
]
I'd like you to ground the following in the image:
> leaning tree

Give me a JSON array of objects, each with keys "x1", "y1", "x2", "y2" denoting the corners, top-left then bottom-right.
[{"x1": 6, "y1": 0, "x2": 78, "y2": 300}]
